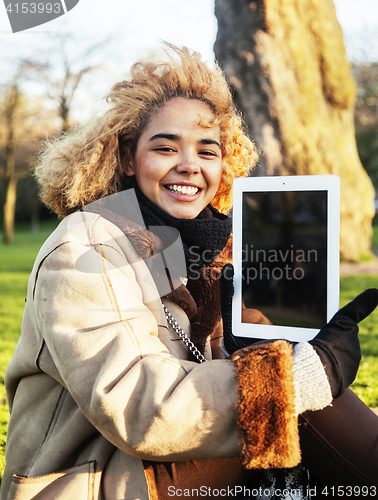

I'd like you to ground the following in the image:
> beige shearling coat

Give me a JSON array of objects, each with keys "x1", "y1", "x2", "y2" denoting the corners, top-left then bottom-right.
[{"x1": 1, "y1": 210, "x2": 300, "y2": 500}]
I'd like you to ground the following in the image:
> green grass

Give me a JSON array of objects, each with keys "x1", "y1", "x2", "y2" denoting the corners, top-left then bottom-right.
[
  {"x1": 0, "y1": 222, "x2": 377, "y2": 480},
  {"x1": 0, "y1": 222, "x2": 59, "y2": 478},
  {"x1": 340, "y1": 275, "x2": 378, "y2": 407}
]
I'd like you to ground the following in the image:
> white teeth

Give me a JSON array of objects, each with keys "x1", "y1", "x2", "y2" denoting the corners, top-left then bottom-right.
[{"x1": 167, "y1": 184, "x2": 199, "y2": 195}]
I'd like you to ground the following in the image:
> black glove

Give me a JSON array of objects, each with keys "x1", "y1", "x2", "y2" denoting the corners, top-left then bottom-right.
[
  {"x1": 220, "y1": 263, "x2": 261, "y2": 355},
  {"x1": 309, "y1": 288, "x2": 378, "y2": 399},
  {"x1": 221, "y1": 264, "x2": 378, "y2": 398}
]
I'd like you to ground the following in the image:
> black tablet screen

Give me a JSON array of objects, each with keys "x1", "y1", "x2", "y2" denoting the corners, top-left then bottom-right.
[{"x1": 242, "y1": 190, "x2": 328, "y2": 329}]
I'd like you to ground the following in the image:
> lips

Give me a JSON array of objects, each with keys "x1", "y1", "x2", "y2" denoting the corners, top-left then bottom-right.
[{"x1": 165, "y1": 184, "x2": 200, "y2": 196}]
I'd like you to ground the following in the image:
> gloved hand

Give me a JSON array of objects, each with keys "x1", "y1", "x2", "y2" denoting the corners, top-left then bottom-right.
[
  {"x1": 220, "y1": 264, "x2": 378, "y2": 400},
  {"x1": 310, "y1": 288, "x2": 378, "y2": 398}
]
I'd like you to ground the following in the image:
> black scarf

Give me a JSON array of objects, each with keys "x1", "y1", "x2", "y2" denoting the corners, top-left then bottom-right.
[
  {"x1": 132, "y1": 182, "x2": 232, "y2": 276},
  {"x1": 86, "y1": 181, "x2": 232, "y2": 356}
]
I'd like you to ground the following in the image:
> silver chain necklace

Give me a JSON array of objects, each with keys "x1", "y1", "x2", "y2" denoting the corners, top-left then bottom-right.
[{"x1": 162, "y1": 304, "x2": 207, "y2": 363}]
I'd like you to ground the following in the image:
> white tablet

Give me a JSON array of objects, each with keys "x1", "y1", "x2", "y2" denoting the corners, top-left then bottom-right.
[{"x1": 232, "y1": 175, "x2": 340, "y2": 342}]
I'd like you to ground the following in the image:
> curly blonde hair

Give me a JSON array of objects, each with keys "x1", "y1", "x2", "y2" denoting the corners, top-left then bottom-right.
[{"x1": 35, "y1": 45, "x2": 258, "y2": 217}]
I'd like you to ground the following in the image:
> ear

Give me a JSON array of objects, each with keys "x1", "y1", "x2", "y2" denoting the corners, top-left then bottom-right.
[{"x1": 122, "y1": 154, "x2": 136, "y2": 176}]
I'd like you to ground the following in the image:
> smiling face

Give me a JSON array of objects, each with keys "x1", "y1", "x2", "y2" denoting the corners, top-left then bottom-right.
[{"x1": 123, "y1": 98, "x2": 223, "y2": 219}]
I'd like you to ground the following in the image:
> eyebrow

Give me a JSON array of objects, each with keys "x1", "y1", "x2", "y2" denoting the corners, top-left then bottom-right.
[
  {"x1": 149, "y1": 133, "x2": 221, "y2": 150},
  {"x1": 149, "y1": 133, "x2": 179, "y2": 142},
  {"x1": 199, "y1": 138, "x2": 221, "y2": 149}
]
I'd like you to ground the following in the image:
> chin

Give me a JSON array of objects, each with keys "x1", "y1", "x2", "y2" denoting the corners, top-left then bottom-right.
[
  {"x1": 168, "y1": 208, "x2": 199, "y2": 219},
  {"x1": 171, "y1": 211, "x2": 197, "y2": 219},
  {"x1": 163, "y1": 203, "x2": 200, "y2": 220}
]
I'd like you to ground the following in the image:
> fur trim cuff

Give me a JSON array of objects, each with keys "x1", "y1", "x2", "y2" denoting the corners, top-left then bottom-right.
[{"x1": 232, "y1": 340, "x2": 300, "y2": 469}]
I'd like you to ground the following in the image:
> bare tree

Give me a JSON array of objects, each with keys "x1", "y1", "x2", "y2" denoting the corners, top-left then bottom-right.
[
  {"x1": 0, "y1": 33, "x2": 113, "y2": 242},
  {"x1": 30, "y1": 33, "x2": 110, "y2": 131},
  {"x1": 0, "y1": 63, "x2": 56, "y2": 243},
  {"x1": 214, "y1": 0, "x2": 375, "y2": 261},
  {"x1": 1, "y1": 65, "x2": 31, "y2": 244}
]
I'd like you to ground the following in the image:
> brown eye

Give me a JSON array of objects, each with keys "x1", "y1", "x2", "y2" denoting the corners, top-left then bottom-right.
[
  {"x1": 155, "y1": 147, "x2": 176, "y2": 153},
  {"x1": 199, "y1": 150, "x2": 218, "y2": 157}
]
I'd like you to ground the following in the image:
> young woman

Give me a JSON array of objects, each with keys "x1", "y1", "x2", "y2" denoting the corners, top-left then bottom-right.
[{"x1": 1, "y1": 45, "x2": 377, "y2": 500}]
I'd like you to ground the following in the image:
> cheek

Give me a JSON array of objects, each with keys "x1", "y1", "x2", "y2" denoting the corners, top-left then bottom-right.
[
  {"x1": 213, "y1": 164, "x2": 224, "y2": 189},
  {"x1": 134, "y1": 156, "x2": 158, "y2": 181}
]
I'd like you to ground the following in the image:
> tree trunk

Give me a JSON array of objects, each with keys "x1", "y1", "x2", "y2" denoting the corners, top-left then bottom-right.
[
  {"x1": 3, "y1": 174, "x2": 18, "y2": 244},
  {"x1": 214, "y1": 0, "x2": 375, "y2": 261},
  {"x1": 60, "y1": 97, "x2": 70, "y2": 131}
]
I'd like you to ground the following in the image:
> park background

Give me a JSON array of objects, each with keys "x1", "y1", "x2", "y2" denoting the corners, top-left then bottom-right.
[{"x1": 1, "y1": 0, "x2": 378, "y2": 482}]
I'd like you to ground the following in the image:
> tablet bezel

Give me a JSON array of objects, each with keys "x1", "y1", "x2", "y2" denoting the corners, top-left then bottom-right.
[{"x1": 232, "y1": 175, "x2": 340, "y2": 342}]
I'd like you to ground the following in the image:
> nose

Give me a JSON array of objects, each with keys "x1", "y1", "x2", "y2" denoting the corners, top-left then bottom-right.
[{"x1": 175, "y1": 151, "x2": 200, "y2": 175}]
